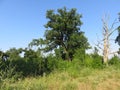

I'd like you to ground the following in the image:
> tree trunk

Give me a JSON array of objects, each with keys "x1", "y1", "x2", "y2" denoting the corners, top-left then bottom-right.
[
  {"x1": 102, "y1": 17, "x2": 109, "y2": 66},
  {"x1": 103, "y1": 36, "x2": 109, "y2": 66},
  {"x1": 64, "y1": 48, "x2": 71, "y2": 61}
]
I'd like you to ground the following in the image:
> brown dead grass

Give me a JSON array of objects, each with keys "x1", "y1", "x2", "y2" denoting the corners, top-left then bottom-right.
[{"x1": 97, "y1": 79, "x2": 120, "y2": 90}]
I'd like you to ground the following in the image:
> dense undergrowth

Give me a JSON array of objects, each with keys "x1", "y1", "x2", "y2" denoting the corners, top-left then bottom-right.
[
  {"x1": 0, "y1": 53, "x2": 120, "y2": 90},
  {"x1": 1, "y1": 63, "x2": 120, "y2": 90}
]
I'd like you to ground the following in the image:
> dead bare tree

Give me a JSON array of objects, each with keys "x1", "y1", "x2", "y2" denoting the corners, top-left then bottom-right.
[{"x1": 96, "y1": 16, "x2": 118, "y2": 66}]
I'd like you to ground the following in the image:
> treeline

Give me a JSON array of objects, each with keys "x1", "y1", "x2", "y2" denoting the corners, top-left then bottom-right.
[
  {"x1": 0, "y1": 47, "x2": 120, "y2": 81},
  {"x1": 0, "y1": 7, "x2": 120, "y2": 81}
]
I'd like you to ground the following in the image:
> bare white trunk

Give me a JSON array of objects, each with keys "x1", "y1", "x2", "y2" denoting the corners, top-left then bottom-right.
[
  {"x1": 102, "y1": 17, "x2": 109, "y2": 65},
  {"x1": 103, "y1": 30, "x2": 109, "y2": 65},
  {"x1": 96, "y1": 16, "x2": 118, "y2": 66}
]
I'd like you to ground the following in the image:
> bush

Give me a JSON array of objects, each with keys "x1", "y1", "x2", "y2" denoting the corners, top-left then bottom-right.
[
  {"x1": 73, "y1": 49, "x2": 85, "y2": 63},
  {"x1": 109, "y1": 56, "x2": 120, "y2": 65},
  {"x1": 73, "y1": 49, "x2": 104, "y2": 69},
  {"x1": 45, "y1": 54, "x2": 59, "y2": 72},
  {"x1": 83, "y1": 54, "x2": 104, "y2": 69},
  {"x1": 90, "y1": 54, "x2": 103, "y2": 69},
  {"x1": 12, "y1": 57, "x2": 45, "y2": 76},
  {"x1": 0, "y1": 61, "x2": 22, "y2": 81}
]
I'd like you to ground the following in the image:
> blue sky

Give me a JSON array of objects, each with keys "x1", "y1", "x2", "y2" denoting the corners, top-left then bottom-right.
[{"x1": 0, "y1": 0, "x2": 120, "y2": 52}]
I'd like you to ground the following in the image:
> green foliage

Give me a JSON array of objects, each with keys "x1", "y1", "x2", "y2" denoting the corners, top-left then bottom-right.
[
  {"x1": 90, "y1": 54, "x2": 104, "y2": 69},
  {"x1": 73, "y1": 48, "x2": 85, "y2": 63},
  {"x1": 0, "y1": 61, "x2": 22, "y2": 81},
  {"x1": 44, "y1": 54, "x2": 59, "y2": 72},
  {"x1": 109, "y1": 55, "x2": 120, "y2": 66},
  {"x1": 30, "y1": 7, "x2": 89, "y2": 61},
  {"x1": 1, "y1": 65, "x2": 120, "y2": 90},
  {"x1": 115, "y1": 13, "x2": 120, "y2": 45},
  {"x1": 0, "y1": 48, "x2": 61, "y2": 79},
  {"x1": 0, "y1": 47, "x2": 104, "y2": 82},
  {"x1": 83, "y1": 55, "x2": 93, "y2": 67},
  {"x1": 5, "y1": 48, "x2": 22, "y2": 61},
  {"x1": 73, "y1": 50, "x2": 103, "y2": 69}
]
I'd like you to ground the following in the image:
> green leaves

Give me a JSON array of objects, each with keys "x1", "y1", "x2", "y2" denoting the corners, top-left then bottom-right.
[
  {"x1": 30, "y1": 7, "x2": 89, "y2": 60},
  {"x1": 115, "y1": 13, "x2": 120, "y2": 45},
  {"x1": 44, "y1": 7, "x2": 89, "y2": 60}
]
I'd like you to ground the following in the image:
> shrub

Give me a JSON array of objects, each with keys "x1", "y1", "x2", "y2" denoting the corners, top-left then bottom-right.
[
  {"x1": 0, "y1": 61, "x2": 22, "y2": 81},
  {"x1": 109, "y1": 56, "x2": 120, "y2": 65},
  {"x1": 90, "y1": 54, "x2": 103, "y2": 69},
  {"x1": 84, "y1": 54, "x2": 104, "y2": 69},
  {"x1": 45, "y1": 55, "x2": 59, "y2": 72}
]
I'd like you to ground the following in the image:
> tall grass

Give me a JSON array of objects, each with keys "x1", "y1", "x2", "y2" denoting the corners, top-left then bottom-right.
[
  {"x1": 1, "y1": 55, "x2": 120, "y2": 90},
  {"x1": 1, "y1": 65, "x2": 120, "y2": 90}
]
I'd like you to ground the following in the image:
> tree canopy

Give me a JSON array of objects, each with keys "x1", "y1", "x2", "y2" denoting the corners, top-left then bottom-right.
[{"x1": 30, "y1": 7, "x2": 89, "y2": 61}]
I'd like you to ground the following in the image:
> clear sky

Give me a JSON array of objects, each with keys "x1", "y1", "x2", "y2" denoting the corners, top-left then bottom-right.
[{"x1": 0, "y1": 0, "x2": 120, "y2": 52}]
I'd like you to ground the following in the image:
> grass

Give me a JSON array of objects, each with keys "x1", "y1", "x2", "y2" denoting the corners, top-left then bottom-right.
[{"x1": 1, "y1": 66, "x2": 120, "y2": 90}]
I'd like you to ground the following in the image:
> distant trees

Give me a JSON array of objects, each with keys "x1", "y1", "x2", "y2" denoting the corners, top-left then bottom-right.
[{"x1": 30, "y1": 7, "x2": 89, "y2": 61}]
